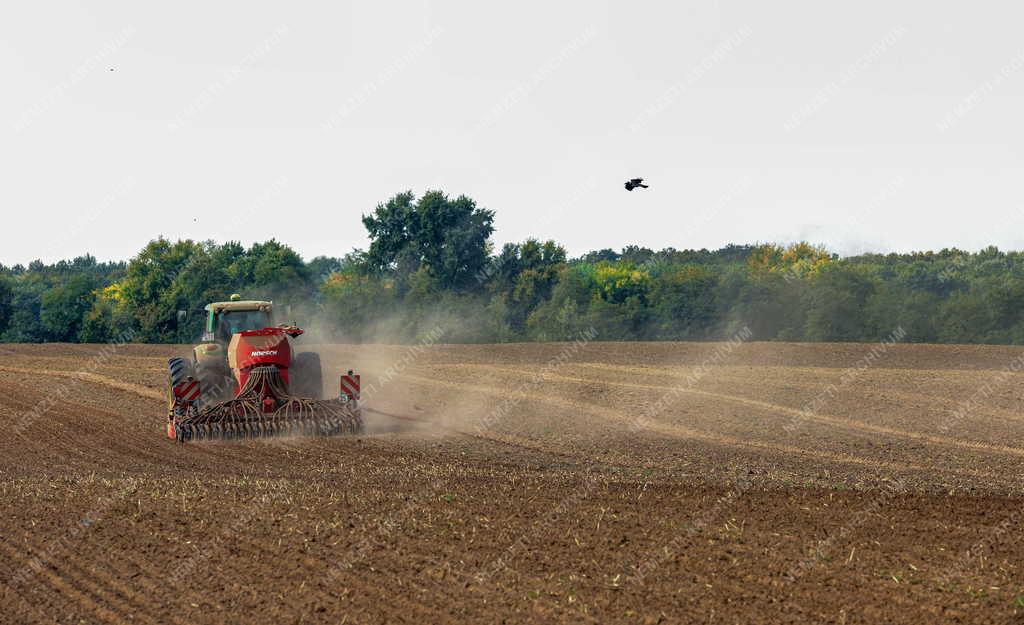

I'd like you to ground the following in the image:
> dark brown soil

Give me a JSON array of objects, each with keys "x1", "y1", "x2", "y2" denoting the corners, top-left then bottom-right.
[{"x1": 1, "y1": 341, "x2": 1023, "y2": 624}]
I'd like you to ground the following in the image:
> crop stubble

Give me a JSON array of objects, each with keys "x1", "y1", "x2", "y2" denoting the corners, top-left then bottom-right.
[{"x1": 0, "y1": 341, "x2": 1022, "y2": 624}]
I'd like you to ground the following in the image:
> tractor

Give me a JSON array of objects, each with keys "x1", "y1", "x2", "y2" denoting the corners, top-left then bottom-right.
[{"x1": 166, "y1": 295, "x2": 362, "y2": 442}]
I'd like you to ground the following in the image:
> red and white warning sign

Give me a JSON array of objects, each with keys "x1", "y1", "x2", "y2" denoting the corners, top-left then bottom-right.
[
  {"x1": 173, "y1": 379, "x2": 200, "y2": 402},
  {"x1": 340, "y1": 373, "x2": 360, "y2": 400}
]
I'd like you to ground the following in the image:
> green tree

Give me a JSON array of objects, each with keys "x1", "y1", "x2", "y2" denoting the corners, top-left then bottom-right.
[
  {"x1": 362, "y1": 191, "x2": 417, "y2": 275},
  {"x1": 307, "y1": 256, "x2": 344, "y2": 283},
  {"x1": 648, "y1": 265, "x2": 718, "y2": 339},
  {"x1": 229, "y1": 240, "x2": 311, "y2": 299},
  {"x1": 619, "y1": 245, "x2": 654, "y2": 265},
  {"x1": 362, "y1": 190, "x2": 495, "y2": 291},
  {"x1": 2, "y1": 280, "x2": 46, "y2": 342},
  {"x1": 120, "y1": 238, "x2": 204, "y2": 342},
  {"x1": 578, "y1": 248, "x2": 619, "y2": 264},
  {"x1": 321, "y1": 269, "x2": 397, "y2": 341},
  {"x1": 526, "y1": 265, "x2": 593, "y2": 340},
  {"x1": 0, "y1": 274, "x2": 11, "y2": 336},
  {"x1": 864, "y1": 282, "x2": 937, "y2": 343},
  {"x1": 79, "y1": 282, "x2": 135, "y2": 343},
  {"x1": 714, "y1": 266, "x2": 806, "y2": 340},
  {"x1": 803, "y1": 264, "x2": 877, "y2": 341},
  {"x1": 488, "y1": 239, "x2": 566, "y2": 332},
  {"x1": 40, "y1": 274, "x2": 99, "y2": 341}
]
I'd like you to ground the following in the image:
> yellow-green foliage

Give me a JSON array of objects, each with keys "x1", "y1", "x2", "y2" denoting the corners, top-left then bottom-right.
[
  {"x1": 322, "y1": 271, "x2": 393, "y2": 300},
  {"x1": 98, "y1": 281, "x2": 127, "y2": 307},
  {"x1": 747, "y1": 242, "x2": 832, "y2": 279},
  {"x1": 592, "y1": 263, "x2": 652, "y2": 303}
]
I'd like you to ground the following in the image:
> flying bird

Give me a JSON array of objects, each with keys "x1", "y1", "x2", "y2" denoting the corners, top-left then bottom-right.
[{"x1": 624, "y1": 178, "x2": 648, "y2": 191}]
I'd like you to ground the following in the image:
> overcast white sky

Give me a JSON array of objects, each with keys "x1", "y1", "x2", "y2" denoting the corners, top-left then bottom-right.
[{"x1": 2, "y1": 1, "x2": 1023, "y2": 265}]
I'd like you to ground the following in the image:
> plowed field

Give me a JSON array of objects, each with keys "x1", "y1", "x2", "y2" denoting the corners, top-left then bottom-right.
[{"x1": 1, "y1": 341, "x2": 1023, "y2": 624}]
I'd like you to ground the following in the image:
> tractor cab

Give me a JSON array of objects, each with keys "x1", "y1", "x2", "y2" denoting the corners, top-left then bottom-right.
[
  {"x1": 191, "y1": 294, "x2": 303, "y2": 371},
  {"x1": 202, "y1": 296, "x2": 273, "y2": 344}
]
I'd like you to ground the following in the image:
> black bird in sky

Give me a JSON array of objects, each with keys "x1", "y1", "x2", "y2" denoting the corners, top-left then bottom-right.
[{"x1": 624, "y1": 178, "x2": 648, "y2": 191}]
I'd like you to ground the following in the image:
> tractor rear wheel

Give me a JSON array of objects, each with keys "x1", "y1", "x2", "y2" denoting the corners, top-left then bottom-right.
[
  {"x1": 169, "y1": 357, "x2": 193, "y2": 387},
  {"x1": 167, "y1": 358, "x2": 194, "y2": 416},
  {"x1": 291, "y1": 352, "x2": 323, "y2": 399},
  {"x1": 196, "y1": 360, "x2": 234, "y2": 410}
]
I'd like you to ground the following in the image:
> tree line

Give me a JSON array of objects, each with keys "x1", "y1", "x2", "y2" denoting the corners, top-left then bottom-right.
[{"x1": 3, "y1": 190, "x2": 1024, "y2": 345}]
